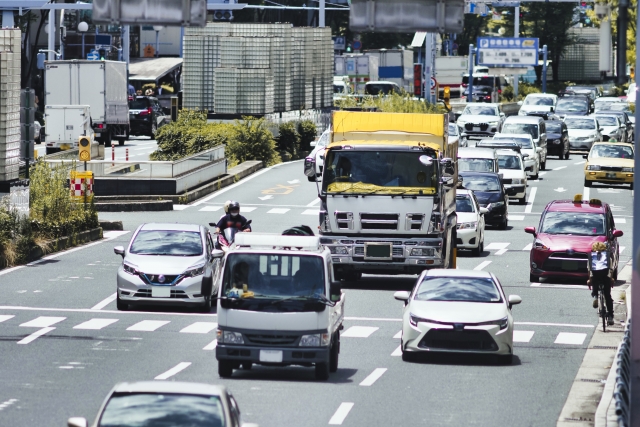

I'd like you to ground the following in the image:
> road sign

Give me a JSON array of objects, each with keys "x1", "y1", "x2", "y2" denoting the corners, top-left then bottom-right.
[
  {"x1": 477, "y1": 37, "x2": 539, "y2": 66},
  {"x1": 333, "y1": 36, "x2": 346, "y2": 50},
  {"x1": 95, "y1": 34, "x2": 112, "y2": 46},
  {"x1": 87, "y1": 50, "x2": 100, "y2": 60},
  {"x1": 352, "y1": 40, "x2": 362, "y2": 50},
  {"x1": 430, "y1": 77, "x2": 437, "y2": 90}
]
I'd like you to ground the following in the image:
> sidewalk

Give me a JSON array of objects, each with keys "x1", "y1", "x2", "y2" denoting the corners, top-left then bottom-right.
[{"x1": 557, "y1": 262, "x2": 631, "y2": 427}]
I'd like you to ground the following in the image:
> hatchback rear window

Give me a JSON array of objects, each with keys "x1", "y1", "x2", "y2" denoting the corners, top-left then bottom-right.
[{"x1": 129, "y1": 99, "x2": 150, "y2": 109}]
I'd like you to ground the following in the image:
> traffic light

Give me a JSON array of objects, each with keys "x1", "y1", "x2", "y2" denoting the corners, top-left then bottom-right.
[
  {"x1": 443, "y1": 86, "x2": 451, "y2": 108},
  {"x1": 413, "y1": 64, "x2": 423, "y2": 96},
  {"x1": 346, "y1": 43, "x2": 352, "y2": 53},
  {"x1": 79, "y1": 136, "x2": 91, "y2": 161},
  {"x1": 98, "y1": 48, "x2": 106, "y2": 60}
]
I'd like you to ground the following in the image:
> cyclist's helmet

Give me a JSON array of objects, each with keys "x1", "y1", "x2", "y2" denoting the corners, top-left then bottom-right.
[{"x1": 228, "y1": 201, "x2": 240, "y2": 216}]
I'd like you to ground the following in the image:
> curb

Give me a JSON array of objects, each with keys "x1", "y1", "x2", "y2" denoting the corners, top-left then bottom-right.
[
  {"x1": 556, "y1": 263, "x2": 631, "y2": 427},
  {"x1": 95, "y1": 200, "x2": 173, "y2": 212},
  {"x1": 99, "y1": 220, "x2": 124, "y2": 230}
]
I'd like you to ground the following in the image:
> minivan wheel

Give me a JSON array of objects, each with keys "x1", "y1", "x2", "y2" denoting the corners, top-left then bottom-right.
[{"x1": 564, "y1": 149, "x2": 570, "y2": 160}]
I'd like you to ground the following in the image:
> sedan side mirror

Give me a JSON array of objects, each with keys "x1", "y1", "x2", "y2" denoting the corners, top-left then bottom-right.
[
  {"x1": 67, "y1": 418, "x2": 88, "y2": 427},
  {"x1": 522, "y1": 153, "x2": 529, "y2": 158},
  {"x1": 479, "y1": 207, "x2": 489, "y2": 215},
  {"x1": 599, "y1": 127, "x2": 604, "y2": 132},
  {"x1": 550, "y1": 107, "x2": 555, "y2": 112},
  {"x1": 211, "y1": 249, "x2": 224, "y2": 259},
  {"x1": 524, "y1": 226, "x2": 536, "y2": 236},
  {"x1": 508, "y1": 294, "x2": 522, "y2": 309},
  {"x1": 583, "y1": 154, "x2": 588, "y2": 159},
  {"x1": 613, "y1": 229, "x2": 624, "y2": 238},
  {"x1": 394, "y1": 291, "x2": 410, "y2": 301},
  {"x1": 114, "y1": 246, "x2": 125, "y2": 257},
  {"x1": 517, "y1": 101, "x2": 523, "y2": 106}
]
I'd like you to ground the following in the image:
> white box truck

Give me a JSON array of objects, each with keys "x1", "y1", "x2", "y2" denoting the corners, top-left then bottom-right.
[
  {"x1": 43, "y1": 105, "x2": 93, "y2": 155},
  {"x1": 435, "y1": 56, "x2": 469, "y2": 98},
  {"x1": 364, "y1": 49, "x2": 414, "y2": 92},
  {"x1": 334, "y1": 54, "x2": 379, "y2": 94},
  {"x1": 44, "y1": 60, "x2": 129, "y2": 147}
]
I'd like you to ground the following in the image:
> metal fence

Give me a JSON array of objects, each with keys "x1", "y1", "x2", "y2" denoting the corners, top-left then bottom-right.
[{"x1": 614, "y1": 320, "x2": 631, "y2": 426}]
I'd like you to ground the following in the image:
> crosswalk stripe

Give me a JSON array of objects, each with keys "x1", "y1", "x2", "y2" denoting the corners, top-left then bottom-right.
[
  {"x1": 17, "y1": 327, "x2": 55, "y2": 344},
  {"x1": 173, "y1": 205, "x2": 190, "y2": 211},
  {"x1": 242, "y1": 207, "x2": 257, "y2": 213},
  {"x1": 203, "y1": 339, "x2": 218, "y2": 350},
  {"x1": 522, "y1": 243, "x2": 533, "y2": 251},
  {"x1": 495, "y1": 249, "x2": 508, "y2": 256},
  {"x1": 553, "y1": 166, "x2": 567, "y2": 171},
  {"x1": 513, "y1": 330, "x2": 535, "y2": 343},
  {"x1": 267, "y1": 208, "x2": 290, "y2": 214},
  {"x1": 155, "y1": 362, "x2": 191, "y2": 380},
  {"x1": 509, "y1": 215, "x2": 525, "y2": 221},
  {"x1": 20, "y1": 316, "x2": 66, "y2": 328},
  {"x1": 199, "y1": 206, "x2": 221, "y2": 212},
  {"x1": 620, "y1": 246, "x2": 626, "y2": 254},
  {"x1": 393, "y1": 330, "x2": 402, "y2": 339},
  {"x1": 73, "y1": 319, "x2": 119, "y2": 330},
  {"x1": 554, "y1": 332, "x2": 587, "y2": 345},
  {"x1": 342, "y1": 326, "x2": 379, "y2": 338},
  {"x1": 180, "y1": 322, "x2": 217, "y2": 334},
  {"x1": 302, "y1": 209, "x2": 319, "y2": 216},
  {"x1": 0, "y1": 315, "x2": 15, "y2": 323},
  {"x1": 615, "y1": 218, "x2": 627, "y2": 223},
  {"x1": 359, "y1": 368, "x2": 387, "y2": 386},
  {"x1": 485, "y1": 242, "x2": 510, "y2": 250},
  {"x1": 127, "y1": 320, "x2": 170, "y2": 332},
  {"x1": 391, "y1": 345, "x2": 403, "y2": 356},
  {"x1": 473, "y1": 261, "x2": 492, "y2": 271}
]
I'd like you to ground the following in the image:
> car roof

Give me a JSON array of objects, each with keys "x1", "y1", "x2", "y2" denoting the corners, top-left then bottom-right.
[
  {"x1": 496, "y1": 149, "x2": 520, "y2": 156},
  {"x1": 592, "y1": 141, "x2": 634, "y2": 149},
  {"x1": 366, "y1": 81, "x2": 399, "y2": 85},
  {"x1": 564, "y1": 115, "x2": 596, "y2": 120},
  {"x1": 139, "y1": 223, "x2": 202, "y2": 232},
  {"x1": 526, "y1": 93, "x2": 557, "y2": 98},
  {"x1": 459, "y1": 171, "x2": 501, "y2": 178},
  {"x1": 545, "y1": 199, "x2": 607, "y2": 214},
  {"x1": 503, "y1": 116, "x2": 543, "y2": 123},
  {"x1": 596, "y1": 97, "x2": 622, "y2": 102},
  {"x1": 458, "y1": 147, "x2": 497, "y2": 158},
  {"x1": 494, "y1": 133, "x2": 532, "y2": 140},
  {"x1": 425, "y1": 268, "x2": 493, "y2": 279},
  {"x1": 112, "y1": 381, "x2": 227, "y2": 396},
  {"x1": 456, "y1": 189, "x2": 473, "y2": 196},
  {"x1": 463, "y1": 102, "x2": 500, "y2": 107}
]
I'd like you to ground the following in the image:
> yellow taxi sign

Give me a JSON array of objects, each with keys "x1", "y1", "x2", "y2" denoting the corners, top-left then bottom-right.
[
  {"x1": 573, "y1": 194, "x2": 582, "y2": 203},
  {"x1": 78, "y1": 136, "x2": 91, "y2": 162}
]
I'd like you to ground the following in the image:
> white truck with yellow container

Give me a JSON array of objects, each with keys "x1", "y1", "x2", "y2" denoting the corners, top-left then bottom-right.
[{"x1": 305, "y1": 111, "x2": 458, "y2": 280}]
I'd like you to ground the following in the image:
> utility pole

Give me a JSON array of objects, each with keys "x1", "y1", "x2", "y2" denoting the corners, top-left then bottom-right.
[
  {"x1": 617, "y1": 0, "x2": 628, "y2": 84},
  {"x1": 319, "y1": 0, "x2": 325, "y2": 27},
  {"x1": 514, "y1": 5, "x2": 520, "y2": 98}
]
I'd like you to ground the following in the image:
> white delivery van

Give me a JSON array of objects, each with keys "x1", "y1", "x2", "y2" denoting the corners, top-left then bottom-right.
[
  {"x1": 44, "y1": 105, "x2": 93, "y2": 155},
  {"x1": 214, "y1": 233, "x2": 345, "y2": 381}
]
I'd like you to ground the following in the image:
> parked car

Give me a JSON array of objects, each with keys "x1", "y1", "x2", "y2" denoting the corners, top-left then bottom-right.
[
  {"x1": 564, "y1": 115, "x2": 602, "y2": 151},
  {"x1": 500, "y1": 115, "x2": 548, "y2": 169},
  {"x1": 496, "y1": 149, "x2": 528, "y2": 204},
  {"x1": 544, "y1": 120, "x2": 570, "y2": 160},
  {"x1": 584, "y1": 141, "x2": 634, "y2": 189},
  {"x1": 459, "y1": 171, "x2": 509, "y2": 229},
  {"x1": 129, "y1": 96, "x2": 170, "y2": 138},
  {"x1": 455, "y1": 189, "x2": 487, "y2": 256},
  {"x1": 456, "y1": 103, "x2": 505, "y2": 140},
  {"x1": 525, "y1": 196, "x2": 623, "y2": 282},
  {"x1": 394, "y1": 269, "x2": 522, "y2": 364}
]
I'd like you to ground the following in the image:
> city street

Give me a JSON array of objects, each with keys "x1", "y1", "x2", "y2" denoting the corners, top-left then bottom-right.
[{"x1": 0, "y1": 154, "x2": 633, "y2": 426}]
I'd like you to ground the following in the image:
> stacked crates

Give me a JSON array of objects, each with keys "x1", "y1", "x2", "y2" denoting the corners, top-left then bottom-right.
[
  {"x1": 0, "y1": 30, "x2": 21, "y2": 182},
  {"x1": 237, "y1": 70, "x2": 274, "y2": 114},
  {"x1": 214, "y1": 68, "x2": 238, "y2": 114}
]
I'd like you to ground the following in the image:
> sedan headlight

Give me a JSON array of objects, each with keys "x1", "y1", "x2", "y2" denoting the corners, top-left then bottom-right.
[
  {"x1": 182, "y1": 262, "x2": 206, "y2": 278},
  {"x1": 410, "y1": 248, "x2": 436, "y2": 256},
  {"x1": 123, "y1": 262, "x2": 139, "y2": 275},
  {"x1": 511, "y1": 178, "x2": 525, "y2": 184},
  {"x1": 488, "y1": 121, "x2": 499, "y2": 126},
  {"x1": 457, "y1": 222, "x2": 477, "y2": 230},
  {"x1": 533, "y1": 239, "x2": 549, "y2": 250},
  {"x1": 622, "y1": 167, "x2": 634, "y2": 172},
  {"x1": 409, "y1": 313, "x2": 430, "y2": 327},
  {"x1": 300, "y1": 333, "x2": 331, "y2": 347},
  {"x1": 477, "y1": 316, "x2": 509, "y2": 330},
  {"x1": 487, "y1": 201, "x2": 505, "y2": 210},
  {"x1": 457, "y1": 120, "x2": 466, "y2": 126},
  {"x1": 217, "y1": 329, "x2": 244, "y2": 344},
  {"x1": 587, "y1": 165, "x2": 601, "y2": 171}
]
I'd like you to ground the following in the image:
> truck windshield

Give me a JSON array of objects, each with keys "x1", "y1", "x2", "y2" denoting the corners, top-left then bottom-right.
[
  {"x1": 221, "y1": 253, "x2": 326, "y2": 310},
  {"x1": 322, "y1": 150, "x2": 438, "y2": 195}
]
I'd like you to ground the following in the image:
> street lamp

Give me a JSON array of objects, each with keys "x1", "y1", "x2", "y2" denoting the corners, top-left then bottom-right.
[
  {"x1": 78, "y1": 21, "x2": 89, "y2": 59},
  {"x1": 153, "y1": 25, "x2": 164, "y2": 57}
]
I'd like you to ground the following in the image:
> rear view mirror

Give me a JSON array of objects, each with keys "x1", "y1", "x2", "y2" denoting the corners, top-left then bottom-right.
[
  {"x1": 522, "y1": 153, "x2": 529, "y2": 158},
  {"x1": 524, "y1": 226, "x2": 536, "y2": 235},
  {"x1": 114, "y1": 246, "x2": 125, "y2": 257},
  {"x1": 394, "y1": 291, "x2": 410, "y2": 301},
  {"x1": 479, "y1": 207, "x2": 489, "y2": 215},
  {"x1": 613, "y1": 229, "x2": 624, "y2": 238},
  {"x1": 583, "y1": 154, "x2": 588, "y2": 159},
  {"x1": 508, "y1": 295, "x2": 522, "y2": 309},
  {"x1": 420, "y1": 155, "x2": 434, "y2": 166},
  {"x1": 211, "y1": 249, "x2": 224, "y2": 259},
  {"x1": 304, "y1": 158, "x2": 316, "y2": 177},
  {"x1": 517, "y1": 101, "x2": 523, "y2": 106},
  {"x1": 330, "y1": 282, "x2": 342, "y2": 301}
]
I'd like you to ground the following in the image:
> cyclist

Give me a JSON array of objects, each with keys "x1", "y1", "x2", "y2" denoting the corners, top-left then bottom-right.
[{"x1": 587, "y1": 241, "x2": 614, "y2": 326}]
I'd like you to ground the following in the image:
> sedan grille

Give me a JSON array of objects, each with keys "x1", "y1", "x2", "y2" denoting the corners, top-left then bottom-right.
[
  {"x1": 600, "y1": 166, "x2": 623, "y2": 172},
  {"x1": 133, "y1": 289, "x2": 189, "y2": 298},
  {"x1": 419, "y1": 329, "x2": 498, "y2": 351},
  {"x1": 140, "y1": 274, "x2": 182, "y2": 286},
  {"x1": 245, "y1": 334, "x2": 298, "y2": 346}
]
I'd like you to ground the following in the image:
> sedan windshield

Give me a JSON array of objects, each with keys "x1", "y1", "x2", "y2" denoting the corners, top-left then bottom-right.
[
  {"x1": 607, "y1": 103, "x2": 631, "y2": 112},
  {"x1": 415, "y1": 277, "x2": 502, "y2": 303},
  {"x1": 501, "y1": 123, "x2": 539, "y2": 139},
  {"x1": 498, "y1": 155, "x2": 522, "y2": 170},
  {"x1": 545, "y1": 122, "x2": 563, "y2": 133},
  {"x1": 460, "y1": 175, "x2": 501, "y2": 192},
  {"x1": 565, "y1": 118, "x2": 596, "y2": 130},
  {"x1": 448, "y1": 123, "x2": 459, "y2": 136},
  {"x1": 524, "y1": 96, "x2": 554, "y2": 106},
  {"x1": 130, "y1": 231, "x2": 203, "y2": 256},
  {"x1": 462, "y1": 106, "x2": 498, "y2": 116},
  {"x1": 556, "y1": 99, "x2": 587, "y2": 112},
  {"x1": 540, "y1": 212, "x2": 605, "y2": 235},
  {"x1": 590, "y1": 144, "x2": 634, "y2": 159},
  {"x1": 596, "y1": 116, "x2": 619, "y2": 126},
  {"x1": 494, "y1": 136, "x2": 533, "y2": 148},
  {"x1": 99, "y1": 393, "x2": 225, "y2": 427},
  {"x1": 456, "y1": 195, "x2": 476, "y2": 213},
  {"x1": 458, "y1": 158, "x2": 494, "y2": 173},
  {"x1": 323, "y1": 150, "x2": 437, "y2": 195}
]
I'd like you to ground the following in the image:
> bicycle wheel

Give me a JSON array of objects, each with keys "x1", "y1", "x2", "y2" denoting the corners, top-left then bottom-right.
[{"x1": 599, "y1": 292, "x2": 606, "y2": 332}]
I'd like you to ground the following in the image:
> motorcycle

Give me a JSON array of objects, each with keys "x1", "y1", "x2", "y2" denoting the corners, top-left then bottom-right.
[{"x1": 209, "y1": 220, "x2": 252, "y2": 252}]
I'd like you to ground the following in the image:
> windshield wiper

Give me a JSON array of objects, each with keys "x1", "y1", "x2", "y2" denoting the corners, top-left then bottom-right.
[{"x1": 271, "y1": 294, "x2": 334, "y2": 306}]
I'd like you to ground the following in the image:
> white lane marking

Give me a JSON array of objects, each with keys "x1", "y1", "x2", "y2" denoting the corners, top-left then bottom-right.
[
  {"x1": 267, "y1": 208, "x2": 290, "y2": 214},
  {"x1": 328, "y1": 402, "x2": 355, "y2": 425},
  {"x1": 0, "y1": 305, "x2": 217, "y2": 317},
  {"x1": 391, "y1": 346, "x2": 403, "y2": 356},
  {"x1": 525, "y1": 187, "x2": 537, "y2": 214},
  {"x1": 193, "y1": 161, "x2": 292, "y2": 205},
  {"x1": 0, "y1": 315, "x2": 15, "y2": 323},
  {"x1": 516, "y1": 322, "x2": 594, "y2": 328},
  {"x1": 103, "y1": 231, "x2": 131, "y2": 239},
  {"x1": 530, "y1": 283, "x2": 589, "y2": 289},
  {"x1": 615, "y1": 218, "x2": 627, "y2": 224},
  {"x1": 473, "y1": 261, "x2": 492, "y2": 271},
  {"x1": 344, "y1": 317, "x2": 402, "y2": 322},
  {"x1": 288, "y1": 179, "x2": 300, "y2": 184},
  {"x1": 17, "y1": 327, "x2": 55, "y2": 344},
  {"x1": 73, "y1": 319, "x2": 119, "y2": 330},
  {"x1": 554, "y1": 187, "x2": 568, "y2": 193},
  {"x1": 553, "y1": 166, "x2": 567, "y2": 171},
  {"x1": 359, "y1": 368, "x2": 387, "y2": 386},
  {"x1": 538, "y1": 171, "x2": 547, "y2": 176},
  {"x1": 620, "y1": 246, "x2": 626, "y2": 255},
  {"x1": 522, "y1": 243, "x2": 533, "y2": 251},
  {"x1": 306, "y1": 198, "x2": 321, "y2": 207},
  {"x1": 258, "y1": 195, "x2": 274, "y2": 201},
  {"x1": 495, "y1": 249, "x2": 509, "y2": 256},
  {"x1": 341, "y1": 326, "x2": 379, "y2": 338},
  {"x1": 242, "y1": 207, "x2": 257, "y2": 213},
  {"x1": 302, "y1": 209, "x2": 319, "y2": 216},
  {"x1": 154, "y1": 362, "x2": 192, "y2": 380},
  {"x1": 180, "y1": 322, "x2": 217, "y2": 334},
  {"x1": 20, "y1": 316, "x2": 66, "y2": 328},
  {"x1": 173, "y1": 205, "x2": 190, "y2": 211},
  {"x1": 554, "y1": 332, "x2": 587, "y2": 345},
  {"x1": 583, "y1": 186, "x2": 590, "y2": 200},
  {"x1": 0, "y1": 266, "x2": 24, "y2": 277},
  {"x1": 510, "y1": 215, "x2": 525, "y2": 221},
  {"x1": 127, "y1": 320, "x2": 170, "y2": 331},
  {"x1": 485, "y1": 242, "x2": 510, "y2": 250},
  {"x1": 513, "y1": 330, "x2": 535, "y2": 343},
  {"x1": 203, "y1": 339, "x2": 218, "y2": 350},
  {"x1": 199, "y1": 206, "x2": 221, "y2": 212},
  {"x1": 393, "y1": 330, "x2": 402, "y2": 339},
  {"x1": 91, "y1": 293, "x2": 117, "y2": 310},
  {"x1": 574, "y1": 160, "x2": 586, "y2": 165}
]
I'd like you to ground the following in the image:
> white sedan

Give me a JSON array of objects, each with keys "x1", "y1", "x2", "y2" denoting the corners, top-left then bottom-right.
[
  {"x1": 394, "y1": 269, "x2": 522, "y2": 364},
  {"x1": 305, "y1": 127, "x2": 331, "y2": 182},
  {"x1": 456, "y1": 190, "x2": 487, "y2": 256}
]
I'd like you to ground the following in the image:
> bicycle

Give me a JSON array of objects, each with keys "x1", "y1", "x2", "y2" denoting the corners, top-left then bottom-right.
[{"x1": 594, "y1": 281, "x2": 608, "y2": 332}]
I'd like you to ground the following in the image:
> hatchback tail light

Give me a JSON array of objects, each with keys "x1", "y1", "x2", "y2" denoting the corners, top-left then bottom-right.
[{"x1": 139, "y1": 107, "x2": 152, "y2": 116}]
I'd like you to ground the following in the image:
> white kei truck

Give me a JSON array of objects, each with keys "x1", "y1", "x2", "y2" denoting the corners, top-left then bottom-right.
[
  {"x1": 43, "y1": 105, "x2": 93, "y2": 155},
  {"x1": 214, "y1": 234, "x2": 345, "y2": 381}
]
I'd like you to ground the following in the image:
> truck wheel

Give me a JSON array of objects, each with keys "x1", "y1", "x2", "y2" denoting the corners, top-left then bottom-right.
[
  {"x1": 329, "y1": 334, "x2": 340, "y2": 373},
  {"x1": 104, "y1": 132, "x2": 112, "y2": 148},
  {"x1": 241, "y1": 362, "x2": 253, "y2": 370},
  {"x1": 218, "y1": 360, "x2": 234, "y2": 378},
  {"x1": 199, "y1": 296, "x2": 212, "y2": 313},
  {"x1": 315, "y1": 362, "x2": 330, "y2": 380}
]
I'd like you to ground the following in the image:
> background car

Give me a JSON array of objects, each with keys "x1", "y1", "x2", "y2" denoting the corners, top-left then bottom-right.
[
  {"x1": 525, "y1": 197, "x2": 623, "y2": 282},
  {"x1": 394, "y1": 269, "x2": 521, "y2": 364},
  {"x1": 459, "y1": 171, "x2": 509, "y2": 229},
  {"x1": 129, "y1": 96, "x2": 169, "y2": 138},
  {"x1": 455, "y1": 190, "x2": 487, "y2": 256},
  {"x1": 518, "y1": 93, "x2": 558, "y2": 117},
  {"x1": 625, "y1": 82, "x2": 636, "y2": 103},
  {"x1": 114, "y1": 223, "x2": 219, "y2": 312},
  {"x1": 554, "y1": 96, "x2": 590, "y2": 118},
  {"x1": 564, "y1": 115, "x2": 602, "y2": 151},
  {"x1": 598, "y1": 109, "x2": 634, "y2": 142},
  {"x1": 456, "y1": 103, "x2": 504, "y2": 140},
  {"x1": 500, "y1": 116, "x2": 548, "y2": 170},
  {"x1": 449, "y1": 122, "x2": 463, "y2": 147},
  {"x1": 67, "y1": 381, "x2": 256, "y2": 427},
  {"x1": 594, "y1": 96, "x2": 623, "y2": 112},
  {"x1": 544, "y1": 120, "x2": 570, "y2": 160},
  {"x1": 493, "y1": 133, "x2": 540, "y2": 178},
  {"x1": 496, "y1": 149, "x2": 528, "y2": 204},
  {"x1": 305, "y1": 128, "x2": 330, "y2": 181},
  {"x1": 594, "y1": 114, "x2": 625, "y2": 142},
  {"x1": 584, "y1": 142, "x2": 634, "y2": 189},
  {"x1": 462, "y1": 85, "x2": 494, "y2": 103}
]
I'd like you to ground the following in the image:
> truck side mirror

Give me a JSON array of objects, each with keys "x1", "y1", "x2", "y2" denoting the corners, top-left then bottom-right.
[
  {"x1": 330, "y1": 282, "x2": 342, "y2": 301},
  {"x1": 304, "y1": 158, "x2": 316, "y2": 177},
  {"x1": 440, "y1": 158, "x2": 454, "y2": 175}
]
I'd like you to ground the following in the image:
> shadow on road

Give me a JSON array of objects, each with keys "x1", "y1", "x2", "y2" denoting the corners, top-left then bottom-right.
[
  {"x1": 404, "y1": 352, "x2": 522, "y2": 367},
  {"x1": 340, "y1": 275, "x2": 415, "y2": 292},
  {"x1": 227, "y1": 366, "x2": 358, "y2": 384}
]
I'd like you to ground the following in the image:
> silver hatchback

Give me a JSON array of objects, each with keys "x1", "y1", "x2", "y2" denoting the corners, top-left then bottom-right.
[{"x1": 114, "y1": 223, "x2": 220, "y2": 311}]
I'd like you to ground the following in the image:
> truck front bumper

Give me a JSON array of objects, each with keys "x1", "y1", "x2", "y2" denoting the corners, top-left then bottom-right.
[{"x1": 216, "y1": 345, "x2": 329, "y2": 365}]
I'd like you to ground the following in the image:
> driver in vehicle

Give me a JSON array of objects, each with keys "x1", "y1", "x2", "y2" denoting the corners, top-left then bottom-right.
[
  {"x1": 292, "y1": 258, "x2": 325, "y2": 296},
  {"x1": 215, "y1": 201, "x2": 252, "y2": 234}
]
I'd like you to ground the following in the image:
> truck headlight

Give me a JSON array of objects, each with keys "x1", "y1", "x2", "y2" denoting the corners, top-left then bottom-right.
[
  {"x1": 457, "y1": 222, "x2": 477, "y2": 230},
  {"x1": 300, "y1": 333, "x2": 331, "y2": 347},
  {"x1": 410, "y1": 248, "x2": 435, "y2": 256},
  {"x1": 330, "y1": 246, "x2": 348, "y2": 255},
  {"x1": 511, "y1": 178, "x2": 524, "y2": 184},
  {"x1": 218, "y1": 330, "x2": 244, "y2": 344},
  {"x1": 587, "y1": 165, "x2": 601, "y2": 171}
]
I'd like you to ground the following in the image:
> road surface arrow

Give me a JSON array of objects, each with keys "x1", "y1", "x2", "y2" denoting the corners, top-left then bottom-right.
[
  {"x1": 287, "y1": 179, "x2": 300, "y2": 184},
  {"x1": 258, "y1": 195, "x2": 274, "y2": 201},
  {"x1": 554, "y1": 187, "x2": 567, "y2": 193}
]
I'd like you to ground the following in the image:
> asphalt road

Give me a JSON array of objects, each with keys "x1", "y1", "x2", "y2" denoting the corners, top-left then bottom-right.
[{"x1": 0, "y1": 151, "x2": 633, "y2": 427}]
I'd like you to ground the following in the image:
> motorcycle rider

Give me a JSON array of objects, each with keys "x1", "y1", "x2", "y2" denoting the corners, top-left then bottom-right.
[{"x1": 215, "y1": 201, "x2": 252, "y2": 234}]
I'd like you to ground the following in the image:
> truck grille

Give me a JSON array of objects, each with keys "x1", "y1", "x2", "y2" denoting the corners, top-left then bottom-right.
[
  {"x1": 335, "y1": 212, "x2": 353, "y2": 230},
  {"x1": 245, "y1": 334, "x2": 298, "y2": 346},
  {"x1": 419, "y1": 329, "x2": 498, "y2": 351},
  {"x1": 360, "y1": 213, "x2": 398, "y2": 230},
  {"x1": 501, "y1": 178, "x2": 513, "y2": 184},
  {"x1": 354, "y1": 247, "x2": 404, "y2": 257}
]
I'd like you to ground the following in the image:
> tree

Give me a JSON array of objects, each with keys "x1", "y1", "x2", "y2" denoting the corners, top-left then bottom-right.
[{"x1": 457, "y1": 14, "x2": 490, "y2": 56}]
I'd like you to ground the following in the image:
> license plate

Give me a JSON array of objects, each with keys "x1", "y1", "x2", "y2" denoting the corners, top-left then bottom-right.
[
  {"x1": 606, "y1": 173, "x2": 617, "y2": 178},
  {"x1": 561, "y1": 261, "x2": 579, "y2": 271},
  {"x1": 59, "y1": 143, "x2": 71, "y2": 150},
  {"x1": 151, "y1": 286, "x2": 171, "y2": 298},
  {"x1": 259, "y1": 350, "x2": 283, "y2": 363},
  {"x1": 364, "y1": 243, "x2": 392, "y2": 260}
]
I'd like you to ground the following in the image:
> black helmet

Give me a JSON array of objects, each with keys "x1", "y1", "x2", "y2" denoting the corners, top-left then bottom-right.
[{"x1": 228, "y1": 201, "x2": 240, "y2": 212}]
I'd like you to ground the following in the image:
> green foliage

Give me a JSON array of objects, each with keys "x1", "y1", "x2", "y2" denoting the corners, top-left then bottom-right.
[
  {"x1": 298, "y1": 120, "x2": 317, "y2": 152},
  {"x1": 500, "y1": 82, "x2": 541, "y2": 102},
  {"x1": 226, "y1": 117, "x2": 281, "y2": 167},
  {"x1": 277, "y1": 122, "x2": 300, "y2": 157}
]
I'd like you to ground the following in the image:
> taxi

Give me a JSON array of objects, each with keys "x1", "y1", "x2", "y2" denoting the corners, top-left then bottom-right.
[
  {"x1": 584, "y1": 141, "x2": 634, "y2": 190},
  {"x1": 524, "y1": 195, "x2": 623, "y2": 283}
]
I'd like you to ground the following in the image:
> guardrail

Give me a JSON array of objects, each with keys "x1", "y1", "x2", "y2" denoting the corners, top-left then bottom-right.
[{"x1": 614, "y1": 320, "x2": 631, "y2": 427}]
